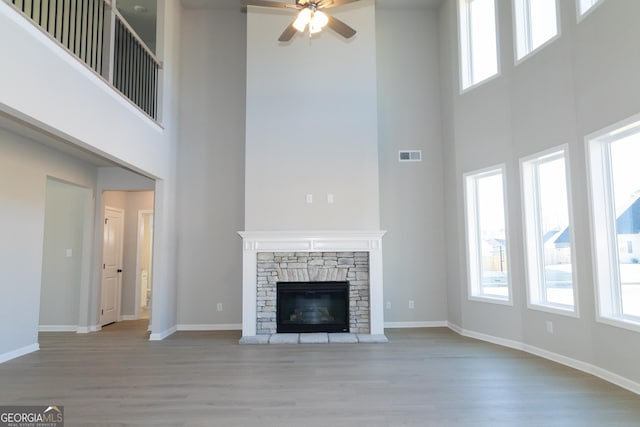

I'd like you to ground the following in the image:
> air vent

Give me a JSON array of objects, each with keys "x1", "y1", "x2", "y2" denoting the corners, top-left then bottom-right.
[{"x1": 398, "y1": 150, "x2": 422, "y2": 162}]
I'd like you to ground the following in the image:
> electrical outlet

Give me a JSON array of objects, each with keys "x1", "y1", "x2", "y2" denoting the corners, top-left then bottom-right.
[
  {"x1": 408, "y1": 300, "x2": 415, "y2": 309},
  {"x1": 546, "y1": 320, "x2": 553, "y2": 334},
  {"x1": 386, "y1": 301, "x2": 391, "y2": 309},
  {"x1": 306, "y1": 194, "x2": 313, "y2": 204},
  {"x1": 216, "y1": 303, "x2": 223, "y2": 312},
  {"x1": 327, "y1": 193, "x2": 334, "y2": 204}
]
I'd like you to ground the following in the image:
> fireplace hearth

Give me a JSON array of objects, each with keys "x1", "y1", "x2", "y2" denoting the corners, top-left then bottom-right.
[{"x1": 277, "y1": 281, "x2": 349, "y2": 333}]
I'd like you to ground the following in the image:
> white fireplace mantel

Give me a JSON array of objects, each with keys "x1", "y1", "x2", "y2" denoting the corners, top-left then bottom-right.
[{"x1": 238, "y1": 230, "x2": 386, "y2": 338}]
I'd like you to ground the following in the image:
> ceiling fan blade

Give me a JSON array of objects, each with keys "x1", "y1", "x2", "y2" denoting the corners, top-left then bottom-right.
[
  {"x1": 243, "y1": 0, "x2": 299, "y2": 9},
  {"x1": 317, "y1": 0, "x2": 360, "y2": 9},
  {"x1": 326, "y1": 15, "x2": 356, "y2": 39},
  {"x1": 278, "y1": 22, "x2": 298, "y2": 42}
]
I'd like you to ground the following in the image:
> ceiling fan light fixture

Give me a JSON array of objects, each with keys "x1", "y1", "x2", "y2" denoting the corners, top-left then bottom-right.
[
  {"x1": 310, "y1": 10, "x2": 329, "y2": 33},
  {"x1": 245, "y1": 0, "x2": 358, "y2": 42},
  {"x1": 293, "y1": 8, "x2": 311, "y2": 32}
]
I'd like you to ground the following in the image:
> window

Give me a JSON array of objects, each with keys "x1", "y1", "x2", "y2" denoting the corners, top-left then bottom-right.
[
  {"x1": 513, "y1": 0, "x2": 559, "y2": 61},
  {"x1": 577, "y1": 0, "x2": 603, "y2": 17},
  {"x1": 587, "y1": 115, "x2": 640, "y2": 331},
  {"x1": 459, "y1": 0, "x2": 499, "y2": 90},
  {"x1": 521, "y1": 147, "x2": 577, "y2": 315},
  {"x1": 464, "y1": 166, "x2": 511, "y2": 303}
]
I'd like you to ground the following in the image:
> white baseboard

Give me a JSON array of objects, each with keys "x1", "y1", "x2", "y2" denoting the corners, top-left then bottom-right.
[
  {"x1": 447, "y1": 321, "x2": 463, "y2": 335},
  {"x1": 523, "y1": 343, "x2": 640, "y2": 396},
  {"x1": 38, "y1": 325, "x2": 77, "y2": 332},
  {"x1": 76, "y1": 325, "x2": 101, "y2": 334},
  {"x1": 121, "y1": 315, "x2": 138, "y2": 321},
  {"x1": 384, "y1": 321, "x2": 448, "y2": 328},
  {"x1": 176, "y1": 323, "x2": 242, "y2": 331},
  {"x1": 447, "y1": 322, "x2": 640, "y2": 396},
  {"x1": 0, "y1": 343, "x2": 39, "y2": 364},
  {"x1": 149, "y1": 325, "x2": 177, "y2": 341}
]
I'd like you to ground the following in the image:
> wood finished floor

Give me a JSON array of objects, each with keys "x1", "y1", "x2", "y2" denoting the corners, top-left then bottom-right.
[{"x1": 1, "y1": 321, "x2": 639, "y2": 427}]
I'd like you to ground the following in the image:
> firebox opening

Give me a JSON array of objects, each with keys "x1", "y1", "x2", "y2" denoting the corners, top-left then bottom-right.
[{"x1": 276, "y1": 281, "x2": 349, "y2": 333}]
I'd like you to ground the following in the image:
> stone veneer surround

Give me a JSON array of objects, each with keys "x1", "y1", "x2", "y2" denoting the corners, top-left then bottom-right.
[
  {"x1": 239, "y1": 231, "x2": 386, "y2": 340},
  {"x1": 256, "y1": 252, "x2": 370, "y2": 335}
]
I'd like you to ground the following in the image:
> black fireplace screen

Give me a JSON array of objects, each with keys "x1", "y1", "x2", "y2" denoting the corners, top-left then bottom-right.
[{"x1": 276, "y1": 281, "x2": 349, "y2": 333}]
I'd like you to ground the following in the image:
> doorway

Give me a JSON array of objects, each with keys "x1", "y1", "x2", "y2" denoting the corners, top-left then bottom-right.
[
  {"x1": 100, "y1": 190, "x2": 154, "y2": 328},
  {"x1": 137, "y1": 210, "x2": 153, "y2": 320}
]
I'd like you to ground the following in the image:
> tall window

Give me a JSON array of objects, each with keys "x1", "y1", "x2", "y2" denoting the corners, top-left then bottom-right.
[
  {"x1": 578, "y1": 0, "x2": 603, "y2": 17},
  {"x1": 521, "y1": 147, "x2": 577, "y2": 314},
  {"x1": 588, "y1": 116, "x2": 640, "y2": 331},
  {"x1": 513, "y1": 0, "x2": 559, "y2": 61},
  {"x1": 459, "y1": 0, "x2": 499, "y2": 90},
  {"x1": 465, "y1": 166, "x2": 511, "y2": 303}
]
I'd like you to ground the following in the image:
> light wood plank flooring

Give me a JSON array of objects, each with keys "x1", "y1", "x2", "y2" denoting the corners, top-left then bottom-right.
[{"x1": 1, "y1": 321, "x2": 639, "y2": 426}]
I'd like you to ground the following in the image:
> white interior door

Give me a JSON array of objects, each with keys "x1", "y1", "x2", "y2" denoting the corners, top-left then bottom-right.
[{"x1": 100, "y1": 207, "x2": 124, "y2": 325}]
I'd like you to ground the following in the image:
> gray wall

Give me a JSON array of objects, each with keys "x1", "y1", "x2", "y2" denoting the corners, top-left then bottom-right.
[
  {"x1": 376, "y1": 6, "x2": 447, "y2": 323},
  {"x1": 175, "y1": 5, "x2": 246, "y2": 326},
  {"x1": 0, "y1": 128, "x2": 96, "y2": 357},
  {"x1": 40, "y1": 178, "x2": 92, "y2": 327},
  {"x1": 244, "y1": 0, "x2": 381, "y2": 231},
  {"x1": 439, "y1": 0, "x2": 640, "y2": 383},
  {"x1": 174, "y1": 1, "x2": 449, "y2": 328}
]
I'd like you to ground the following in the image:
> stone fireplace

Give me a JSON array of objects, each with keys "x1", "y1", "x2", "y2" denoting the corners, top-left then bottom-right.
[
  {"x1": 257, "y1": 252, "x2": 369, "y2": 334},
  {"x1": 239, "y1": 231, "x2": 386, "y2": 342}
]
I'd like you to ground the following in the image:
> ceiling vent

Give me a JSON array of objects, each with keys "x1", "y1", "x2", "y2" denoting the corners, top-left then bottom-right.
[{"x1": 398, "y1": 150, "x2": 422, "y2": 162}]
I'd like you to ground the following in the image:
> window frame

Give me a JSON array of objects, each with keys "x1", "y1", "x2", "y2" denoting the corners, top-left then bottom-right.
[
  {"x1": 520, "y1": 145, "x2": 579, "y2": 317},
  {"x1": 586, "y1": 114, "x2": 640, "y2": 333},
  {"x1": 512, "y1": 0, "x2": 561, "y2": 64},
  {"x1": 464, "y1": 164, "x2": 513, "y2": 305},
  {"x1": 458, "y1": 0, "x2": 501, "y2": 93},
  {"x1": 577, "y1": 0, "x2": 605, "y2": 21}
]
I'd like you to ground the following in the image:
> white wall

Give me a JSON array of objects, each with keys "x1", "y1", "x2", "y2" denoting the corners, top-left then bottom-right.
[
  {"x1": 244, "y1": 0, "x2": 381, "y2": 231},
  {"x1": 0, "y1": 1, "x2": 169, "y2": 178},
  {"x1": 148, "y1": 0, "x2": 182, "y2": 339},
  {"x1": 0, "y1": 128, "x2": 96, "y2": 360},
  {"x1": 176, "y1": 5, "x2": 246, "y2": 327},
  {"x1": 376, "y1": 6, "x2": 447, "y2": 323},
  {"x1": 440, "y1": 0, "x2": 640, "y2": 385}
]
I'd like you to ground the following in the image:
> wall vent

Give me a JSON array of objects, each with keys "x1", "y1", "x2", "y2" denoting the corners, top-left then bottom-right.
[{"x1": 398, "y1": 150, "x2": 422, "y2": 162}]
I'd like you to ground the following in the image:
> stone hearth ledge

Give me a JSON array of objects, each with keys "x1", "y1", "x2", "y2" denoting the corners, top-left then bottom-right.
[{"x1": 239, "y1": 333, "x2": 389, "y2": 345}]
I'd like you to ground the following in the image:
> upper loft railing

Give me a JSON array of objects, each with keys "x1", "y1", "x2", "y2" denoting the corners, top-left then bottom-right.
[{"x1": 7, "y1": 0, "x2": 161, "y2": 121}]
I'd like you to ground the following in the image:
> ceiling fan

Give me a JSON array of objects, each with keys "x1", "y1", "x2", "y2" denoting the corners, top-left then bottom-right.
[{"x1": 243, "y1": 0, "x2": 359, "y2": 42}]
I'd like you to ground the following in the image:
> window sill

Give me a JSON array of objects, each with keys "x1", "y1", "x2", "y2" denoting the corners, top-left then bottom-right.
[
  {"x1": 597, "y1": 315, "x2": 640, "y2": 334},
  {"x1": 528, "y1": 303, "x2": 579, "y2": 318},
  {"x1": 469, "y1": 295, "x2": 513, "y2": 306}
]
